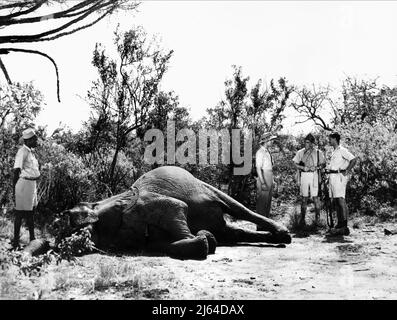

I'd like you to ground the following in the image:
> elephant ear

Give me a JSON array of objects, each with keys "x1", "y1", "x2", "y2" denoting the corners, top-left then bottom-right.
[
  {"x1": 69, "y1": 203, "x2": 99, "y2": 227},
  {"x1": 123, "y1": 187, "x2": 140, "y2": 212}
]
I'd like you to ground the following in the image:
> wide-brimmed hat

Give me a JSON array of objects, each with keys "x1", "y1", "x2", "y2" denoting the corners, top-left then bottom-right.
[
  {"x1": 304, "y1": 133, "x2": 315, "y2": 143},
  {"x1": 22, "y1": 128, "x2": 36, "y2": 140},
  {"x1": 259, "y1": 132, "x2": 277, "y2": 144}
]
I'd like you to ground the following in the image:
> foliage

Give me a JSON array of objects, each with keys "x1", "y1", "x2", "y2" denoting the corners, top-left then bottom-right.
[
  {"x1": 335, "y1": 121, "x2": 397, "y2": 211},
  {"x1": 55, "y1": 227, "x2": 95, "y2": 263},
  {"x1": 0, "y1": 82, "x2": 43, "y2": 129},
  {"x1": 338, "y1": 77, "x2": 397, "y2": 130},
  {"x1": 0, "y1": 226, "x2": 95, "y2": 278},
  {"x1": 273, "y1": 134, "x2": 301, "y2": 202},
  {"x1": 0, "y1": 82, "x2": 44, "y2": 210},
  {"x1": 84, "y1": 25, "x2": 174, "y2": 192},
  {"x1": 201, "y1": 66, "x2": 294, "y2": 204},
  {"x1": 35, "y1": 140, "x2": 95, "y2": 225}
]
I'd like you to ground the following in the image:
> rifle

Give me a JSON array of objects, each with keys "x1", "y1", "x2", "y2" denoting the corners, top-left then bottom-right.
[
  {"x1": 316, "y1": 150, "x2": 335, "y2": 228},
  {"x1": 320, "y1": 173, "x2": 334, "y2": 228}
]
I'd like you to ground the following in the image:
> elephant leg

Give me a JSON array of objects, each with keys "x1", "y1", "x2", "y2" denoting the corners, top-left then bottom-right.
[
  {"x1": 141, "y1": 193, "x2": 210, "y2": 260},
  {"x1": 166, "y1": 235, "x2": 209, "y2": 260},
  {"x1": 197, "y1": 230, "x2": 217, "y2": 254},
  {"x1": 217, "y1": 223, "x2": 288, "y2": 244}
]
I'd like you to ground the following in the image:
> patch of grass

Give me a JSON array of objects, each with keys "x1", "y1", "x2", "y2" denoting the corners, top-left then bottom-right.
[
  {"x1": 90, "y1": 259, "x2": 177, "y2": 299},
  {"x1": 376, "y1": 207, "x2": 396, "y2": 222},
  {"x1": 0, "y1": 217, "x2": 13, "y2": 240},
  {"x1": 351, "y1": 205, "x2": 396, "y2": 227},
  {"x1": 93, "y1": 264, "x2": 116, "y2": 290}
]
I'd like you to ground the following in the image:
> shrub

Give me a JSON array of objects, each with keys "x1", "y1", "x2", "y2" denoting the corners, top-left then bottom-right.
[
  {"x1": 35, "y1": 140, "x2": 96, "y2": 225},
  {"x1": 336, "y1": 121, "x2": 397, "y2": 211}
]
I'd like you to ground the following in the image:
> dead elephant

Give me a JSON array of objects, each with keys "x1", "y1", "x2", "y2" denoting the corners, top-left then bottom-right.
[{"x1": 54, "y1": 166, "x2": 291, "y2": 260}]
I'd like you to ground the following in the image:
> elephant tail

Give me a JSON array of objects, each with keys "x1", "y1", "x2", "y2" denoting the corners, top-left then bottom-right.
[{"x1": 201, "y1": 182, "x2": 284, "y2": 234}]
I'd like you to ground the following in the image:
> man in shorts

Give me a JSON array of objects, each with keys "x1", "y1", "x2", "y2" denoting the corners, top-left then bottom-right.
[
  {"x1": 326, "y1": 132, "x2": 357, "y2": 236},
  {"x1": 12, "y1": 128, "x2": 40, "y2": 249},
  {"x1": 293, "y1": 133, "x2": 326, "y2": 226}
]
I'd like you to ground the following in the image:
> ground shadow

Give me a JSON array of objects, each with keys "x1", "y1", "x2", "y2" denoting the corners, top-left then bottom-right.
[
  {"x1": 321, "y1": 235, "x2": 354, "y2": 244},
  {"x1": 218, "y1": 243, "x2": 286, "y2": 248}
]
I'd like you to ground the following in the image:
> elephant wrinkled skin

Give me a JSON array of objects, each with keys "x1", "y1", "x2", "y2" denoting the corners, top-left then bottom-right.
[{"x1": 56, "y1": 166, "x2": 291, "y2": 260}]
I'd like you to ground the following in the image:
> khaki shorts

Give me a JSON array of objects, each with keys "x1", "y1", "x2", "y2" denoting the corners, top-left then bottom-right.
[
  {"x1": 328, "y1": 173, "x2": 348, "y2": 199},
  {"x1": 300, "y1": 172, "x2": 319, "y2": 197},
  {"x1": 15, "y1": 179, "x2": 37, "y2": 211}
]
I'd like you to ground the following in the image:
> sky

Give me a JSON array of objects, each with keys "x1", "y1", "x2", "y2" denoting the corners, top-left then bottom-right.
[{"x1": 2, "y1": 1, "x2": 397, "y2": 135}]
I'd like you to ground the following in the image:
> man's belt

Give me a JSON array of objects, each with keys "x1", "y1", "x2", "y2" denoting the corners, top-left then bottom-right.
[
  {"x1": 301, "y1": 170, "x2": 316, "y2": 173},
  {"x1": 325, "y1": 169, "x2": 346, "y2": 174},
  {"x1": 21, "y1": 177, "x2": 39, "y2": 181}
]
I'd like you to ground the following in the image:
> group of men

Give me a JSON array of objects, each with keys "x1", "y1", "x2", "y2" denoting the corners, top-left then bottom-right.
[
  {"x1": 11, "y1": 127, "x2": 356, "y2": 248},
  {"x1": 256, "y1": 131, "x2": 357, "y2": 236}
]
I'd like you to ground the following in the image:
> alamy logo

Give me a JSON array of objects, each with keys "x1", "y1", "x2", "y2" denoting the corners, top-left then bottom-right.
[{"x1": 143, "y1": 121, "x2": 253, "y2": 175}]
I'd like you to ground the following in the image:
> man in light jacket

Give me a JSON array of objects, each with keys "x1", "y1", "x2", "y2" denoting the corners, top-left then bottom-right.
[
  {"x1": 12, "y1": 128, "x2": 40, "y2": 249},
  {"x1": 255, "y1": 133, "x2": 277, "y2": 230}
]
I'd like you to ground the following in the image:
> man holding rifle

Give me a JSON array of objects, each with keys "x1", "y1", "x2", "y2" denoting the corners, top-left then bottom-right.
[
  {"x1": 325, "y1": 132, "x2": 357, "y2": 236},
  {"x1": 293, "y1": 134, "x2": 326, "y2": 227}
]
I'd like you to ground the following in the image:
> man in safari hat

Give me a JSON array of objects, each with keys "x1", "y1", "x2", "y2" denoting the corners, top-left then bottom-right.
[
  {"x1": 255, "y1": 133, "x2": 277, "y2": 230},
  {"x1": 12, "y1": 128, "x2": 40, "y2": 249},
  {"x1": 293, "y1": 133, "x2": 326, "y2": 226}
]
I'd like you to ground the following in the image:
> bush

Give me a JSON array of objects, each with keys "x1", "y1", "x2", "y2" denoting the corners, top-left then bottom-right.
[
  {"x1": 376, "y1": 207, "x2": 396, "y2": 222},
  {"x1": 35, "y1": 141, "x2": 96, "y2": 225},
  {"x1": 55, "y1": 227, "x2": 95, "y2": 262},
  {"x1": 0, "y1": 128, "x2": 19, "y2": 212},
  {"x1": 336, "y1": 121, "x2": 397, "y2": 211}
]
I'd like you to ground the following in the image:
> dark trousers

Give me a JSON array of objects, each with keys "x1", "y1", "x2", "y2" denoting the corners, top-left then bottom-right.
[
  {"x1": 256, "y1": 173, "x2": 274, "y2": 231},
  {"x1": 13, "y1": 210, "x2": 35, "y2": 245}
]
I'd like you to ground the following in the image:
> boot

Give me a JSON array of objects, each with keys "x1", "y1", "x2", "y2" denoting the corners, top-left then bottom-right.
[{"x1": 327, "y1": 221, "x2": 350, "y2": 236}]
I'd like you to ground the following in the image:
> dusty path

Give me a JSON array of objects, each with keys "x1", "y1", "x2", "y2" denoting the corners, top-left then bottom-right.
[{"x1": 1, "y1": 220, "x2": 396, "y2": 300}]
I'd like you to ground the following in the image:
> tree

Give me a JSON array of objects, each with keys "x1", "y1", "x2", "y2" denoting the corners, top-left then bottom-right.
[
  {"x1": 338, "y1": 77, "x2": 397, "y2": 131},
  {"x1": 291, "y1": 84, "x2": 334, "y2": 131},
  {"x1": 146, "y1": 91, "x2": 191, "y2": 132},
  {"x1": 84, "y1": 26, "x2": 173, "y2": 192},
  {"x1": 0, "y1": 0, "x2": 139, "y2": 101},
  {"x1": 0, "y1": 82, "x2": 43, "y2": 130},
  {"x1": 203, "y1": 67, "x2": 293, "y2": 204},
  {"x1": 245, "y1": 77, "x2": 293, "y2": 148}
]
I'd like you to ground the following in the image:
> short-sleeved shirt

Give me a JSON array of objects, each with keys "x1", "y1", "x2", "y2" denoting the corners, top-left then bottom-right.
[
  {"x1": 293, "y1": 147, "x2": 325, "y2": 168},
  {"x1": 256, "y1": 146, "x2": 273, "y2": 171},
  {"x1": 14, "y1": 145, "x2": 40, "y2": 179},
  {"x1": 328, "y1": 145, "x2": 355, "y2": 171}
]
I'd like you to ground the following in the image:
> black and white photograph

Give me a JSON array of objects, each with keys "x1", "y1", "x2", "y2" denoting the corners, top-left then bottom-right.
[{"x1": 0, "y1": 0, "x2": 396, "y2": 304}]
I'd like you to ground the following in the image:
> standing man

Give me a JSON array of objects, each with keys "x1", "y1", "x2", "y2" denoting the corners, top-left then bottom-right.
[
  {"x1": 293, "y1": 134, "x2": 326, "y2": 226},
  {"x1": 256, "y1": 133, "x2": 277, "y2": 230},
  {"x1": 12, "y1": 128, "x2": 40, "y2": 249},
  {"x1": 326, "y1": 132, "x2": 357, "y2": 236}
]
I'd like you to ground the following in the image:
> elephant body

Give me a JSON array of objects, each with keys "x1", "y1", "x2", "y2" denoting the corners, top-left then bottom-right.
[{"x1": 63, "y1": 166, "x2": 291, "y2": 260}]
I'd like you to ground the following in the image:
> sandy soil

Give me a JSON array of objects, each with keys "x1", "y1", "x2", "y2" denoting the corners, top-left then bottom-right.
[{"x1": 1, "y1": 214, "x2": 397, "y2": 300}]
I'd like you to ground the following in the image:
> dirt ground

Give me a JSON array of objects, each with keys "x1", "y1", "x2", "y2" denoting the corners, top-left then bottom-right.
[{"x1": 1, "y1": 210, "x2": 397, "y2": 300}]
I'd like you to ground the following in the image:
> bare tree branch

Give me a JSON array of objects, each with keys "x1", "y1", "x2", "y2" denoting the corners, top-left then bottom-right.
[
  {"x1": 291, "y1": 84, "x2": 334, "y2": 131},
  {"x1": 0, "y1": 0, "x2": 46, "y2": 21},
  {"x1": 0, "y1": 0, "x2": 138, "y2": 101},
  {"x1": 41, "y1": 7, "x2": 113, "y2": 42},
  {"x1": 0, "y1": 1, "x2": 36, "y2": 11},
  {"x1": 0, "y1": 47, "x2": 60, "y2": 102},
  {"x1": 0, "y1": 56, "x2": 11, "y2": 84}
]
